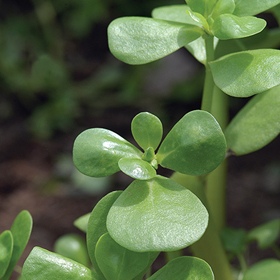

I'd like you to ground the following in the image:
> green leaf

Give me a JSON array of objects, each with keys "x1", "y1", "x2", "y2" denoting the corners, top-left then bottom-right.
[
  {"x1": 212, "y1": 14, "x2": 266, "y2": 40},
  {"x1": 21, "y1": 247, "x2": 98, "y2": 280},
  {"x1": 95, "y1": 233, "x2": 150, "y2": 280},
  {"x1": 0, "y1": 231, "x2": 13, "y2": 278},
  {"x1": 248, "y1": 219, "x2": 280, "y2": 249},
  {"x1": 107, "y1": 176, "x2": 208, "y2": 252},
  {"x1": 225, "y1": 86, "x2": 280, "y2": 155},
  {"x1": 186, "y1": 7, "x2": 209, "y2": 30},
  {"x1": 2, "y1": 210, "x2": 33, "y2": 280},
  {"x1": 186, "y1": 0, "x2": 216, "y2": 17},
  {"x1": 233, "y1": 0, "x2": 280, "y2": 16},
  {"x1": 118, "y1": 158, "x2": 156, "y2": 180},
  {"x1": 54, "y1": 234, "x2": 90, "y2": 267},
  {"x1": 157, "y1": 110, "x2": 226, "y2": 176},
  {"x1": 243, "y1": 259, "x2": 280, "y2": 280},
  {"x1": 74, "y1": 213, "x2": 91, "y2": 233},
  {"x1": 108, "y1": 17, "x2": 202, "y2": 65},
  {"x1": 73, "y1": 128, "x2": 142, "y2": 177},
  {"x1": 210, "y1": 49, "x2": 280, "y2": 97},
  {"x1": 211, "y1": 0, "x2": 235, "y2": 19},
  {"x1": 220, "y1": 227, "x2": 247, "y2": 255},
  {"x1": 131, "y1": 112, "x2": 163, "y2": 151},
  {"x1": 152, "y1": 5, "x2": 201, "y2": 26},
  {"x1": 87, "y1": 191, "x2": 123, "y2": 279},
  {"x1": 147, "y1": 256, "x2": 214, "y2": 280}
]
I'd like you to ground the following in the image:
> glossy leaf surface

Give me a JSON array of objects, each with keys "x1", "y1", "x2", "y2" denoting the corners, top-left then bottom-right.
[
  {"x1": 0, "y1": 230, "x2": 13, "y2": 278},
  {"x1": 233, "y1": 0, "x2": 280, "y2": 16},
  {"x1": 210, "y1": 49, "x2": 280, "y2": 97},
  {"x1": 131, "y1": 112, "x2": 163, "y2": 151},
  {"x1": 147, "y1": 256, "x2": 214, "y2": 280},
  {"x1": 54, "y1": 234, "x2": 90, "y2": 267},
  {"x1": 21, "y1": 247, "x2": 98, "y2": 280},
  {"x1": 95, "y1": 233, "x2": 149, "y2": 280},
  {"x1": 118, "y1": 158, "x2": 156, "y2": 180},
  {"x1": 87, "y1": 191, "x2": 122, "y2": 279},
  {"x1": 73, "y1": 128, "x2": 141, "y2": 177},
  {"x1": 248, "y1": 219, "x2": 280, "y2": 249},
  {"x1": 2, "y1": 210, "x2": 32, "y2": 280},
  {"x1": 225, "y1": 86, "x2": 280, "y2": 155},
  {"x1": 212, "y1": 14, "x2": 266, "y2": 40},
  {"x1": 186, "y1": 0, "x2": 216, "y2": 17},
  {"x1": 157, "y1": 110, "x2": 226, "y2": 176},
  {"x1": 152, "y1": 5, "x2": 201, "y2": 26},
  {"x1": 107, "y1": 176, "x2": 208, "y2": 252},
  {"x1": 74, "y1": 213, "x2": 90, "y2": 233},
  {"x1": 243, "y1": 259, "x2": 280, "y2": 280},
  {"x1": 108, "y1": 17, "x2": 202, "y2": 65}
]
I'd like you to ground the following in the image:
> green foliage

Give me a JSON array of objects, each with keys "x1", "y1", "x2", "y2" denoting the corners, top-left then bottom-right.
[
  {"x1": 107, "y1": 176, "x2": 208, "y2": 252},
  {"x1": 0, "y1": 231, "x2": 13, "y2": 278},
  {"x1": 147, "y1": 256, "x2": 214, "y2": 280}
]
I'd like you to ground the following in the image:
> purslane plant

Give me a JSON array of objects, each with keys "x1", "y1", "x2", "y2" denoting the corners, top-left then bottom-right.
[{"x1": 2, "y1": 0, "x2": 280, "y2": 279}]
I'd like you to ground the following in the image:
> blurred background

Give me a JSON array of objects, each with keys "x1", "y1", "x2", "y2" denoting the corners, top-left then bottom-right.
[{"x1": 0, "y1": 0, "x2": 280, "y2": 278}]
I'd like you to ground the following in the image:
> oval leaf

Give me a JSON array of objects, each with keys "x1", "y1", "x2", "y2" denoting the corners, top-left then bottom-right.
[
  {"x1": 212, "y1": 14, "x2": 266, "y2": 40},
  {"x1": 54, "y1": 234, "x2": 90, "y2": 267},
  {"x1": 21, "y1": 247, "x2": 99, "y2": 280},
  {"x1": 247, "y1": 219, "x2": 280, "y2": 249},
  {"x1": 225, "y1": 86, "x2": 280, "y2": 155},
  {"x1": 243, "y1": 259, "x2": 280, "y2": 280},
  {"x1": 210, "y1": 49, "x2": 280, "y2": 97},
  {"x1": 157, "y1": 110, "x2": 226, "y2": 176},
  {"x1": 152, "y1": 5, "x2": 202, "y2": 26},
  {"x1": 118, "y1": 158, "x2": 156, "y2": 180},
  {"x1": 73, "y1": 128, "x2": 141, "y2": 177},
  {"x1": 186, "y1": 0, "x2": 216, "y2": 17},
  {"x1": 131, "y1": 112, "x2": 163, "y2": 151},
  {"x1": 95, "y1": 233, "x2": 150, "y2": 280},
  {"x1": 108, "y1": 17, "x2": 202, "y2": 65},
  {"x1": 87, "y1": 191, "x2": 123, "y2": 279},
  {"x1": 74, "y1": 213, "x2": 91, "y2": 233},
  {"x1": 2, "y1": 210, "x2": 33, "y2": 280},
  {"x1": 0, "y1": 231, "x2": 13, "y2": 278},
  {"x1": 233, "y1": 0, "x2": 280, "y2": 16},
  {"x1": 107, "y1": 176, "x2": 208, "y2": 252},
  {"x1": 147, "y1": 256, "x2": 214, "y2": 280}
]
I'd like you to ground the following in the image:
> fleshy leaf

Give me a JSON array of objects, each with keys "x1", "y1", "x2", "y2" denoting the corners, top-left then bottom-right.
[
  {"x1": 157, "y1": 110, "x2": 226, "y2": 176},
  {"x1": 118, "y1": 158, "x2": 156, "y2": 180},
  {"x1": 233, "y1": 0, "x2": 280, "y2": 16},
  {"x1": 225, "y1": 86, "x2": 280, "y2": 155},
  {"x1": 131, "y1": 112, "x2": 163, "y2": 151},
  {"x1": 2, "y1": 210, "x2": 33, "y2": 280},
  {"x1": 107, "y1": 176, "x2": 208, "y2": 252},
  {"x1": 108, "y1": 17, "x2": 202, "y2": 65},
  {"x1": 73, "y1": 128, "x2": 141, "y2": 177},
  {"x1": 21, "y1": 247, "x2": 99, "y2": 280},
  {"x1": 95, "y1": 233, "x2": 150, "y2": 280},
  {"x1": 54, "y1": 234, "x2": 90, "y2": 267},
  {"x1": 243, "y1": 259, "x2": 280, "y2": 280},
  {"x1": 186, "y1": 7, "x2": 209, "y2": 30},
  {"x1": 247, "y1": 219, "x2": 280, "y2": 249},
  {"x1": 186, "y1": 0, "x2": 216, "y2": 17},
  {"x1": 147, "y1": 256, "x2": 214, "y2": 280},
  {"x1": 212, "y1": 14, "x2": 266, "y2": 40},
  {"x1": 74, "y1": 213, "x2": 91, "y2": 233},
  {"x1": 0, "y1": 231, "x2": 13, "y2": 278},
  {"x1": 211, "y1": 0, "x2": 235, "y2": 19},
  {"x1": 210, "y1": 49, "x2": 280, "y2": 97},
  {"x1": 87, "y1": 191, "x2": 123, "y2": 279},
  {"x1": 152, "y1": 5, "x2": 201, "y2": 26}
]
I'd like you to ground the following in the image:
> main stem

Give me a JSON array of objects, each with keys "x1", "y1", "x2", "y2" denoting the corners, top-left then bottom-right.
[{"x1": 172, "y1": 34, "x2": 233, "y2": 280}]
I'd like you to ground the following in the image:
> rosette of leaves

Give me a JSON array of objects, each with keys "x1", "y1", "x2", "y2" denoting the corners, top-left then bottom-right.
[
  {"x1": 73, "y1": 110, "x2": 226, "y2": 253},
  {"x1": 108, "y1": 0, "x2": 280, "y2": 156}
]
